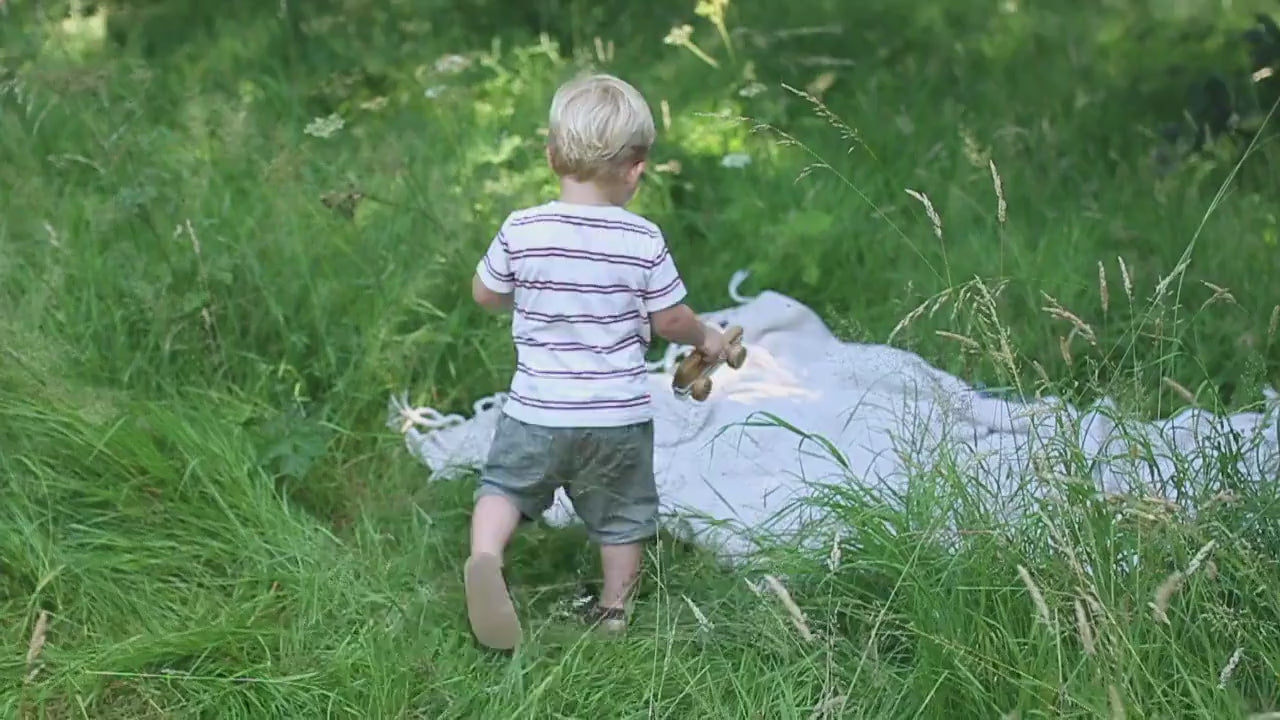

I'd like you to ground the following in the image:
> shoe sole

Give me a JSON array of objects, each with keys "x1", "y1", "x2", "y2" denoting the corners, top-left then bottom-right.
[
  {"x1": 596, "y1": 618, "x2": 627, "y2": 637},
  {"x1": 464, "y1": 553, "x2": 522, "y2": 650},
  {"x1": 581, "y1": 603, "x2": 628, "y2": 638}
]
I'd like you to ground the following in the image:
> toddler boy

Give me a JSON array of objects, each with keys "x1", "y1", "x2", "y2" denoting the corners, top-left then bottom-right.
[{"x1": 466, "y1": 73, "x2": 726, "y2": 650}]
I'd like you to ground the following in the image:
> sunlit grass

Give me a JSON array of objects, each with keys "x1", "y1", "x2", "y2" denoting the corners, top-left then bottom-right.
[{"x1": 45, "y1": 3, "x2": 109, "y2": 60}]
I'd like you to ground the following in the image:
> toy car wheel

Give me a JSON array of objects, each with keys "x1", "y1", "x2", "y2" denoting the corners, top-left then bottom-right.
[
  {"x1": 691, "y1": 376, "x2": 712, "y2": 401},
  {"x1": 726, "y1": 345, "x2": 747, "y2": 369}
]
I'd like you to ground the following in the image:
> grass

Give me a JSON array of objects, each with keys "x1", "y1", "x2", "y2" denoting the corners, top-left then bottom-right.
[{"x1": 3, "y1": 0, "x2": 1280, "y2": 716}]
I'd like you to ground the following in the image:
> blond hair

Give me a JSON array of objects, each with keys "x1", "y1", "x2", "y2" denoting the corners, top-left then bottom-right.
[{"x1": 547, "y1": 73, "x2": 656, "y2": 182}]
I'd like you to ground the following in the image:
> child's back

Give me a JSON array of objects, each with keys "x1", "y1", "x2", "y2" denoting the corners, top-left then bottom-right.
[{"x1": 478, "y1": 200, "x2": 685, "y2": 428}]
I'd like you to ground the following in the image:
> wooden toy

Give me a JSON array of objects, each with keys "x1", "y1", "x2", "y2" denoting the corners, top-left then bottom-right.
[{"x1": 671, "y1": 325, "x2": 747, "y2": 401}]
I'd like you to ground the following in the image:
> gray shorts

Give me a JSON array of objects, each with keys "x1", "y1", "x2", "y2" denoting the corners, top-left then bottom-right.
[{"x1": 476, "y1": 413, "x2": 658, "y2": 545}]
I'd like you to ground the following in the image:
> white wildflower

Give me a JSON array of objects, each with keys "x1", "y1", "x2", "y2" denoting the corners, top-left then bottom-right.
[
  {"x1": 663, "y1": 24, "x2": 693, "y2": 46},
  {"x1": 304, "y1": 113, "x2": 344, "y2": 139},
  {"x1": 434, "y1": 53, "x2": 471, "y2": 74}
]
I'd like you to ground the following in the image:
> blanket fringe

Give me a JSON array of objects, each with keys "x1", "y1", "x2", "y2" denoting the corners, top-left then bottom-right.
[{"x1": 388, "y1": 390, "x2": 508, "y2": 435}]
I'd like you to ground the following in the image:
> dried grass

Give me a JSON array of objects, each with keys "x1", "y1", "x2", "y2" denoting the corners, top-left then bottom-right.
[
  {"x1": 25, "y1": 610, "x2": 49, "y2": 684},
  {"x1": 809, "y1": 694, "x2": 847, "y2": 720},
  {"x1": 1117, "y1": 256, "x2": 1134, "y2": 304},
  {"x1": 1098, "y1": 261, "x2": 1110, "y2": 313},
  {"x1": 904, "y1": 188, "x2": 943, "y2": 241},
  {"x1": 1150, "y1": 541, "x2": 1216, "y2": 624},
  {"x1": 1108, "y1": 684, "x2": 1126, "y2": 720},
  {"x1": 1218, "y1": 646, "x2": 1243, "y2": 689},
  {"x1": 1073, "y1": 598, "x2": 1097, "y2": 656},
  {"x1": 1162, "y1": 377, "x2": 1196, "y2": 405},
  {"x1": 1041, "y1": 293, "x2": 1097, "y2": 346},
  {"x1": 1016, "y1": 565, "x2": 1052, "y2": 627},
  {"x1": 763, "y1": 574, "x2": 815, "y2": 641},
  {"x1": 935, "y1": 330, "x2": 980, "y2": 351},
  {"x1": 989, "y1": 159, "x2": 1007, "y2": 225}
]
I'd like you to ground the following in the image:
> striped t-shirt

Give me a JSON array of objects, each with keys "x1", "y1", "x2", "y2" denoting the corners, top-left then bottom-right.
[{"x1": 475, "y1": 200, "x2": 688, "y2": 428}]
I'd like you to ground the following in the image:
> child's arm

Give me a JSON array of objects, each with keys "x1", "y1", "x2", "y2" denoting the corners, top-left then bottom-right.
[
  {"x1": 472, "y1": 273, "x2": 513, "y2": 312},
  {"x1": 643, "y1": 236, "x2": 725, "y2": 357},
  {"x1": 651, "y1": 303, "x2": 707, "y2": 346},
  {"x1": 652, "y1": 303, "x2": 724, "y2": 358},
  {"x1": 472, "y1": 223, "x2": 515, "y2": 313}
]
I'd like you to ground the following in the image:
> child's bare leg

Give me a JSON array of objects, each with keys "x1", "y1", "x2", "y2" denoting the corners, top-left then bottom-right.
[
  {"x1": 464, "y1": 492, "x2": 525, "y2": 650},
  {"x1": 470, "y1": 493, "x2": 522, "y2": 559},
  {"x1": 567, "y1": 420, "x2": 655, "y2": 633},
  {"x1": 598, "y1": 542, "x2": 643, "y2": 609},
  {"x1": 466, "y1": 414, "x2": 556, "y2": 651}
]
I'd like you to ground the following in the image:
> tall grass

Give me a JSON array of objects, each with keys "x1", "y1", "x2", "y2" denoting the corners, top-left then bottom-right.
[{"x1": 2, "y1": 0, "x2": 1279, "y2": 717}]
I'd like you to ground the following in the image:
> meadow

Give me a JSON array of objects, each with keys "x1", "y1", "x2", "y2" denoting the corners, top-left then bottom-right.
[{"x1": 2, "y1": 0, "x2": 1280, "y2": 716}]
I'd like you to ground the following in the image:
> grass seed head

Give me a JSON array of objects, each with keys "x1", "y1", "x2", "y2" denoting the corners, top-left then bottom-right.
[
  {"x1": 904, "y1": 188, "x2": 943, "y2": 240},
  {"x1": 682, "y1": 594, "x2": 714, "y2": 634},
  {"x1": 1041, "y1": 293, "x2": 1097, "y2": 345},
  {"x1": 1016, "y1": 565, "x2": 1052, "y2": 627},
  {"x1": 1074, "y1": 598, "x2": 1097, "y2": 655},
  {"x1": 1098, "y1": 260, "x2": 1109, "y2": 313},
  {"x1": 1186, "y1": 540, "x2": 1216, "y2": 576},
  {"x1": 25, "y1": 610, "x2": 49, "y2": 684},
  {"x1": 1150, "y1": 570, "x2": 1186, "y2": 625},
  {"x1": 1218, "y1": 646, "x2": 1243, "y2": 689},
  {"x1": 1117, "y1": 256, "x2": 1134, "y2": 303},
  {"x1": 989, "y1": 159, "x2": 1007, "y2": 224},
  {"x1": 763, "y1": 574, "x2": 814, "y2": 642},
  {"x1": 1162, "y1": 377, "x2": 1196, "y2": 405},
  {"x1": 935, "y1": 330, "x2": 980, "y2": 351},
  {"x1": 1108, "y1": 684, "x2": 1126, "y2": 720}
]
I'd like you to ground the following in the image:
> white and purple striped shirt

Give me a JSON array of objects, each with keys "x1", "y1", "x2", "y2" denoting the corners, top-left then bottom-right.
[{"x1": 475, "y1": 201, "x2": 687, "y2": 427}]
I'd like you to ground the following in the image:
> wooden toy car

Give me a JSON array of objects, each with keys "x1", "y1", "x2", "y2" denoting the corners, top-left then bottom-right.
[{"x1": 671, "y1": 325, "x2": 747, "y2": 401}]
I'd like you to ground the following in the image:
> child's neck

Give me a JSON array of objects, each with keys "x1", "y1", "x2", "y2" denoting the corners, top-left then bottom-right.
[{"x1": 558, "y1": 177, "x2": 626, "y2": 207}]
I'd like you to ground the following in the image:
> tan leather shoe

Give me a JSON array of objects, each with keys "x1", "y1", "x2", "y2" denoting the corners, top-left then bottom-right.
[{"x1": 464, "y1": 552, "x2": 522, "y2": 650}]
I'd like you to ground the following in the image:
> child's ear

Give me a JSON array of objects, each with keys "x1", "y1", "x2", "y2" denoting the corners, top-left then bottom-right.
[{"x1": 627, "y1": 159, "x2": 647, "y2": 184}]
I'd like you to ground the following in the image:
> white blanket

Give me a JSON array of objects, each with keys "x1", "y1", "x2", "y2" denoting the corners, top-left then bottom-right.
[{"x1": 390, "y1": 272, "x2": 1280, "y2": 561}]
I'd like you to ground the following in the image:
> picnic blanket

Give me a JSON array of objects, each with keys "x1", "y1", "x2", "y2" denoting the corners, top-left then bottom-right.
[{"x1": 389, "y1": 271, "x2": 1280, "y2": 561}]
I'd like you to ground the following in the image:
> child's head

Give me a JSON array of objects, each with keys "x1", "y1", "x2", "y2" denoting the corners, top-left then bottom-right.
[{"x1": 547, "y1": 73, "x2": 655, "y2": 205}]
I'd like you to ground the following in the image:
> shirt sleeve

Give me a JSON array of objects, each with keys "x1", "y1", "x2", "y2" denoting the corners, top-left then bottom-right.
[
  {"x1": 475, "y1": 221, "x2": 514, "y2": 294},
  {"x1": 641, "y1": 234, "x2": 687, "y2": 313}
]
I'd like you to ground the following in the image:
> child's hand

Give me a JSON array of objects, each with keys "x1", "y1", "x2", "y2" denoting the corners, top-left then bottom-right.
[{"x1": 696, "y1": 325, "x2": 727, "y2": 362}]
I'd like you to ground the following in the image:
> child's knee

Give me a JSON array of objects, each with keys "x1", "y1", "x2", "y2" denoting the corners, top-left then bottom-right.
[
  {"x1": 477, "y1": 413, "x2": 559, "y2": 520},
  {"x1": 589, "y1": 520, "x2": 657, "y2": 546},
  {"x1": 582, "y1": 494, "x2": 658, "y2": 545},
  {"x1": 474, "y1": 481, "x2": 550, "y2": 523}
]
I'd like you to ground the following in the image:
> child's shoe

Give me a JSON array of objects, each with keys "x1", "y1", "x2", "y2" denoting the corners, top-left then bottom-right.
[
  {"x1": 464, "y1": 552, "x2": 522, "y2": 650},
  {"x1": 581, "y1": 604, "x2": 628, "y2": 637}
]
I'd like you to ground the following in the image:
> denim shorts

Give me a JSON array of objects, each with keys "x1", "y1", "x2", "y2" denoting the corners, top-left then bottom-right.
[{"x1": 476, "y1": 413, "x2": 658, "y2": 545}]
